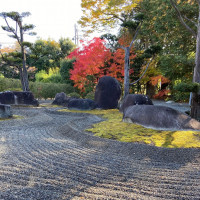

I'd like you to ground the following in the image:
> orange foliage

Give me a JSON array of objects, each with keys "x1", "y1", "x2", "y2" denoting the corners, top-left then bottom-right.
[
  {"x1": 153, "y1": 89, "x2": 171, "y2": 100},
  {"x1": 68, "y1": 37, "x2": 136, "y2": 92},
  {"x1": 150, "y1": 75, "x2": 170, "y2": 86},
  {"x1": 0, "y1": 47, "x2": 15, "y2": 53}
]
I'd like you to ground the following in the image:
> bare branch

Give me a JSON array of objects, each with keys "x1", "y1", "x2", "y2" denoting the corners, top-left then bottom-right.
[
  {"x1": 170, "y1": 0, "x2": 197, "y2": 38},
  {"x1": 130, "y1": 56, "x2": 155, "y2": 86}
]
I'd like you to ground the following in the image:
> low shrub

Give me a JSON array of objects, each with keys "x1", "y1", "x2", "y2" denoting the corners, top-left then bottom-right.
[
  {"x1": 68, "y1": 92, "x2": 81, "y2": 98},
  {"x1": 0, "y1": 77, "x2": 75, "y2": 100},
  {"x1": 30, "y1": 82, "x2": 74, "y2": 99},
  {"x1": 0, "y1": 77, "x2": 22, "y2": 92},
  {"x1": 174, "y1": 82, "x2": 199, "y2": 93},
  {"x1": 172, "y1": 91, "x2": 190, "y2": 102},
  {"x1": 85, "y1": 91, "x2": 95, "y2": 100}
]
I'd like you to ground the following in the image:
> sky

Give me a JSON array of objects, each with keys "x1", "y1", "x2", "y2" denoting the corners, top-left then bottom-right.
[{"x1": 0, "y1": 0, "x2": 84, "y2": 47}]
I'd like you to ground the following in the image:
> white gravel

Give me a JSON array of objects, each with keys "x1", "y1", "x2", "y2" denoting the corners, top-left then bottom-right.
[{"x1": 0, "y1": 104, "x2": 199, "y2": 200}]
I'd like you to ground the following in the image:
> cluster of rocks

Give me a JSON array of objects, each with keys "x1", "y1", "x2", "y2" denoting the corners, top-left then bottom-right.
[
  {"x1": 121, "y1": 94, "x2": 200, "y2": 130},
  {"x1": 53, "y1": 75, "x2": 200, "y2": 130},
  {"x1": 53, "y1": 76, "x2": 121, "y2": 110},
  {"x1": 0, "y1": 91, "x2": 39, "y2": 119}
]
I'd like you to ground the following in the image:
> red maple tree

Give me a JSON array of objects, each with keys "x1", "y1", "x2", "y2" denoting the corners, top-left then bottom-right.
[{"x1": 68, "y1": 37, "x2": 135, "y2": 92}]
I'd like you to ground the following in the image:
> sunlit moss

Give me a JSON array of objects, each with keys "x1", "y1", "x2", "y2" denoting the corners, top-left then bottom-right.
[
  {"x1": 59, "y1": 108, "x2": 200, "y2": 148},
  {"x1": 0, "y1": 115, "x2": 24, "y2": 121},
  {"x1": 171, "y1": 131, "x2": 200, "y2": 148},
  {"x1": 39, "y1": 104, "x2": 62, "y2": 108}
]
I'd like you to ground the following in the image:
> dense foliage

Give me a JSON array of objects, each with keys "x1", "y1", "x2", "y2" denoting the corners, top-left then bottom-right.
[
  {"x1": 68, "y1": 37, "x2": 135, "y2": 93},
  {"x1": 0, "y1": 77, "x2": 74, "y2": 100}
]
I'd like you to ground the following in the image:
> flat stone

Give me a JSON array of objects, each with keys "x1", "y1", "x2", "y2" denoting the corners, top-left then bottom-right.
[
  {"x1": 68, "y1": 98, "x2": 98, "y2": 110},
  {"x1": 123, "y1": 105, "x2": 200, "y2": 130},
  {"x1": 0, "y1": 104, "x2": 12, "y2": 118},
  {"x1": 0, "y1": 91, "x2": 39, "y2": 106}
]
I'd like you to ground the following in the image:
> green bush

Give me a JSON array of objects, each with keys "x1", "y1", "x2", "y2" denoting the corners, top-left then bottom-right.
[
  {"x1": 48, "y1": 74, "x2": 63, "y2": 83},
  {"x1": 5, "y1": 88, "x2": 22, "y2": 92},
  {"x1": 35, "y1": 68, "x2": 64, "y2": 83},
  {"x1": 172, "y1": 91, "x2": 190, "y2": 102},
  {"x1": 174, "y1": 82, "x2": 199, "y2": 93},
  {"x1": 0, "y1": 77, "x2": 22, "y2": 92},
  {"x1": 68, "y1": 92, "x2": 81, "y2": 98},
  {"x1": 30, "y1": 82, "x2": 74, "y2": 99},
  {"x1": 85, "y1": 91, "x2": 95, "y2": 100},
  {"x1": 0, "y1": 77, "x2": 75, "y2": 100}
]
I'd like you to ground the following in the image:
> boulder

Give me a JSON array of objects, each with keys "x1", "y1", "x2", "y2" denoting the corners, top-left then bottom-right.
[
  {"x1": 13, "y1": 91, "x2": 39, "y2": 106},
  {"x1": 120, "y1": 94, "x2": 153, "y2": 113},
  {"x1": 0, "y1": 91, "x2": 38, "y2": 106},
  {"x1": 123, "y1": 105, "x2": 200, "y2": 130},
  {"x1": 52, "y1": 92, "x2": 68, "y2": 106},
  {"x1": 68, "y1": 99, "x2": 98, "y2": 110},
  {"x1": 52, "y1": 92, "x2": 78, "y2": 107},
  {"x1": 95, "y1": 76, "x2": 121, "y2": 109},
  {"x1": 0, "y1": 104, "x2": 12, "y2": 118},
  {"x1": 0, "y1": 91, "x2": 15, "y2": 104}
]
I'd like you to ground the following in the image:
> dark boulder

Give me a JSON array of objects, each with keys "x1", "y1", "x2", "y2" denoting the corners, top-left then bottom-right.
[
  {"x1": 95, "y1": 76, "x2": 121, "y2": 109},
  {"x1": 68, "y1": 98, "x2": 98, "y2": 110},
  {"x1": 120, "y1": 94, "x2": 153, "y2": 113},
  {"x1": 0, "y1": 91, "x2": 15, "y2": 104},
  {"x1": 0, "y1": 104, "x2": 12, "y2": 118},
  {"x1": 13, "y1": 91, "x2": 39, "y2": 106},
  {"x1": 52, "y1": 92, "x2": 68, "y2": 106},
  {"x1": 123, "y1": 105, "x2": 200, "y2": 130},
  {"x1": 52, "y1": 92, "x2": 78, "y2": 107},
  {"x1": 0, "y1": 91, "x2": 38, "y2": 106}
]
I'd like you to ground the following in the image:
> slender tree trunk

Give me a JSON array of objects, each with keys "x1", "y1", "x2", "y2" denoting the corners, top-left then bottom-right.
[
  {"x1": 191, "y1": 6, "x2": 200, "y2": 119},
  {"x1": 124, "y1": 47, "x2": 130, "y2": 97},
  {"x1": 19, "y1": 21, "x2": 29, "y2": 91}
]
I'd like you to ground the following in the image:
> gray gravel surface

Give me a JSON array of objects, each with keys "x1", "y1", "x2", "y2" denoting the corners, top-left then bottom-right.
[{"x1": 0, "y1": 104, "x2": 199, "y2": 200}]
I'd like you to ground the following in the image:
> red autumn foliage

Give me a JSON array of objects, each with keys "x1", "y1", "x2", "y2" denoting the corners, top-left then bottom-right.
[
  {"x1": 153, "y1": 89, "x2": 171, "y2": 100},
  {"x1": 68, "y1": 37, "x2": 136, "y2": 92},
  {"x1": 150, "y1": 75, "x2": 170, "y2": 86}
]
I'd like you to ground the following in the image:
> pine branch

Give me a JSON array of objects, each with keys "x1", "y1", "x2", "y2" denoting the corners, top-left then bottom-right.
[
  {"x1": 170, "y1": 0, "x2": 197, "y2": 38},
  {"x1": 4, "y1": 16, "x2": 21, "y2": 44}
]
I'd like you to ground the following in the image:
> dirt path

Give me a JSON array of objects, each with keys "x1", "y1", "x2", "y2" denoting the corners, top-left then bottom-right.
[{"x1": 0, "y1": 105, "x2": 199, "y2": 199}]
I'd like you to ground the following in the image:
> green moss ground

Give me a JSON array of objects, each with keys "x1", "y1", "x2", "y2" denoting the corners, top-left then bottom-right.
[
  {"x1": 0, "y1": 115, "x2": 24, "y2": 121},
  {"x1": 59, "y1": 109, "x2": 200, "y2": 148}
]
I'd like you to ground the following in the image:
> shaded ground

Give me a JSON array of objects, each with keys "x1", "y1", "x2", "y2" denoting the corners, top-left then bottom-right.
[{"x1": 0, "y1": 102, "x2": 199, "y2": 199}]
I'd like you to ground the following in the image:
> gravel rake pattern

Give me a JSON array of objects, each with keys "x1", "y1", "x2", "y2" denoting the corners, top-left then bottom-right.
[{"x1": 0, "y1": 106, "x2": 199, "y2": 200}]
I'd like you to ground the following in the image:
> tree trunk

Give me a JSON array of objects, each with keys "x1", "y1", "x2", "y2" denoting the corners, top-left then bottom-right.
[
  {"x1": 19, "y1": 21, "x2": 29, "y2": 91},
  {"x1": 124, "y1": 47, "x2": 130, "y2": 97},
  {"x1": 191, "y1": 5, "x2": 200, "y2": 120}
]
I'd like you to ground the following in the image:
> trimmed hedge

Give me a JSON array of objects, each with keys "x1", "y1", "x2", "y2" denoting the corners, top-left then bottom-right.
[{"x1": 0, "y1": 77, "x2": 74, "y2": 100}]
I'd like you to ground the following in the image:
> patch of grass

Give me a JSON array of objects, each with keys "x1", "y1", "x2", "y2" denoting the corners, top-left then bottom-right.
[
  {"x1": 58, "y1": 109, "x2": 200, "y2": 148},
  {"x1": 0, "y1": 115, "x2": 24, "y2": 121}
]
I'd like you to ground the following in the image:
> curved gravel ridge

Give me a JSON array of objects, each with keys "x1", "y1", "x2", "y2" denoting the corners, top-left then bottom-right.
[{"x1": 0, "y1": 106, "x2": 199, "y2": 200}]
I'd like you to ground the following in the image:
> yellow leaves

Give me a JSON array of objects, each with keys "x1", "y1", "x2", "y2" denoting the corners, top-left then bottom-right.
[
  {"x1": 59, "y1": 108, "x2": 200, "y2": 148},
  {"x1": 79, "y1": 0, "x2": 142, "y2": 30}
]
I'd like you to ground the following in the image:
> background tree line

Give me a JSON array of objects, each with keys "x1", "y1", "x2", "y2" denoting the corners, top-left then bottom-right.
[{"x1": 1, "y1": 0, "x2": 200, "y2": 120}]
